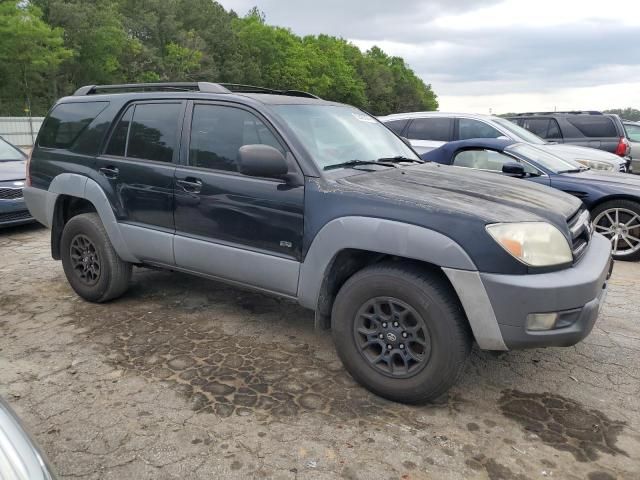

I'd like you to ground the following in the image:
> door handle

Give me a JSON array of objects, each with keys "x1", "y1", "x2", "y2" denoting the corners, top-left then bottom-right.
[
  {"x1": 99, "y1": 166, "x2": 119, "y2": 179},
  {"x1": 176, "y1": 177, "x2": 203, "y2": 193}
]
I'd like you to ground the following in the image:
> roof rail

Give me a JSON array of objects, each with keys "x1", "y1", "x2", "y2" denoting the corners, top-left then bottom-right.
[
  {"x1": 73, "y1": 82, "x2": 231, "y2": 96},
  {"x1": 509, "y1": 110, "x2": 603, "y2": 116},
  {"x1": 220, "y1": 83, "x2": 320, "y2": 99}
]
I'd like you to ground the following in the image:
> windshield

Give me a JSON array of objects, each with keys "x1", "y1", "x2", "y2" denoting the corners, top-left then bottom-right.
[
  {"x1": 0, "y1": 138, "x2": 25, "y2": 161},
  {"x1": 507, "y1": 143, "x2": 579, "y2": 173},
  {"x1": 273, "y1": 105, "x2": 419, "y2": 170},
  {"x1": 492, "y1": 117, "x2": 548, "y2": 145}
]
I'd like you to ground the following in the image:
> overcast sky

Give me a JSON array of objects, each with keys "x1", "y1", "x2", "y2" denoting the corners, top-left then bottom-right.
[{"x1": 218, "y1": 0, "x2": 640, "y2": 113}]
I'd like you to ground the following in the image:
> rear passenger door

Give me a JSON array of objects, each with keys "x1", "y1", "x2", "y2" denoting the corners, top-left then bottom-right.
[
  {"x1": 172, "y1": 101, "x2": 304, "y2": 296},
  {"x1": 97, "y1": 101, "x2": 185, "y2": 263},
  {"x1": 404, "y1": 117, "x2": 453, "y2": 154}
]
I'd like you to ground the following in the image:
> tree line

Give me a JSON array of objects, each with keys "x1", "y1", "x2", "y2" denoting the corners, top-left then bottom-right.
[{"x1": 0, "y1": 0, "x2": 438, "y2": 117}]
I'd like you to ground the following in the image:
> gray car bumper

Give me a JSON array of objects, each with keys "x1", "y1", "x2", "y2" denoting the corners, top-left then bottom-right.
[{"x1": 445, "y1": 233, "x2": 612, "y2": 350}]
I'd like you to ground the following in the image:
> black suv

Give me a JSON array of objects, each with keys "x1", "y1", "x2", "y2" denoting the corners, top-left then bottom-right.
[
  {"x1": 25, "y1": 82, "x2": 612, "y2": 403},
  {"x1": 507, "y1": 111, "x2": 631, "y2": 166}
]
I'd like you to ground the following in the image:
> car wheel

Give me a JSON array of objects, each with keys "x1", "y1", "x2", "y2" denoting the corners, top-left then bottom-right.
[
  {"x1": 61, "y1": 213, "x2": 131, "y2": 302},
  {"x1": 592, "y1": 200, "x2": 640, "y2": 261},
  {"x1": 331, "y1": 262, "x2": 472, "y2": 404}
]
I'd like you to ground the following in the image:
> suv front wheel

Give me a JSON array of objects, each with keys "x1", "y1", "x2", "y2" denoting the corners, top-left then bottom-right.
[
  {"x1": 60, "y1": 213, "x2": 132, "y2": 302},
  {"x1": 331, "y1": 262, "x2": 471, "y2": 404}
]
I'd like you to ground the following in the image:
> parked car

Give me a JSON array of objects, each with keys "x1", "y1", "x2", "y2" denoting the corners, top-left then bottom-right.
[
  {"x1": 507, "y1": 111, "x2": 632, "y2": 169},
  {"x1": 0, "y1": 397, "x2": 57, "y2": 479},
  {"x1": 422, "y1": 138, "x2": 640, "y2": 261},
  {"x1": 379, "y1": 112, "x2": 628, "y2": 172},
  {"x1": 0, "y1": 137, "x2": 36, "y2": 227},
  {"x1": 623, "y1": 121, "x2": 640, "y2": 174},
  {"x1": 25, "y1": 82, "x2": 612, "y2": 403}
]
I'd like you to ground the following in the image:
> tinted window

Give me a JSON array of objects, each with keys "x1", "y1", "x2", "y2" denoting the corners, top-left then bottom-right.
[
  {"x1": 458, "y1": 118, "x2": 502, "y2": 140},
  {"x1": 523, "y1": 118, "x2": 549, "y2": 137},
  {"x1": 547, "y1": 119, "x2": 562, "y2": 139},
  {"x1": 189, "y1": 105, "x2": 283, "y2": 172},
  {"x1": 384, "y1": 119, "x2": 409, "y2": 135},
  {"x1": 453, "y1": 149, "x2": 538, "y2": 174},
  {"x1": 105, "y1": 106, "x2": 133, "y2": 157},
  {"x1": 127, "y1": 103, "x2": 182, "y2": 162},
  {"x1": 406, "y1": 118, "x2": 452, "y2": 141},
  {"x1": 566, "y1": 116, "x2": 617, "y2": 137},
  {"x1": 38, "y1": 102, "x2": 108, "y2": 148}
]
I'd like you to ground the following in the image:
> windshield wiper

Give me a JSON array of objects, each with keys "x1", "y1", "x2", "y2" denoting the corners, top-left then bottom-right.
[
  {"x1": 376, "y1": 155, "x2": 425, "y2": 164},
  {"x1": 323, "y1": 159, "x2": 398, "y2": 171}
]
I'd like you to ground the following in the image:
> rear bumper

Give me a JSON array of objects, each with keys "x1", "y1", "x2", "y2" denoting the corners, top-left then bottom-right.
[{"x1": 444, "y1": 233, "x2": 612, "y2": 350}]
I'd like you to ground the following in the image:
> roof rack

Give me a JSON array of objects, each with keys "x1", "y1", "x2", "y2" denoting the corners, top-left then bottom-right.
[
  {"x1": 219, "y1": 83, "x2": 320, "y2": 99},
  {"x1": 510, "y1": 110, "x2": 603, "y2": 116},
  {"x1": 73, "y1": 82, "x2": 231, "y2": 96}
]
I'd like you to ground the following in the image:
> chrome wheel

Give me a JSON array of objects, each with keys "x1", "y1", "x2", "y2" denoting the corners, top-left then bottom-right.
[
  {"x1": 593, "y1": 207, "x2": 640, "y2": 257},
  {"x1": 353, "y1": 297, "x2": 431, "y2": 379}
]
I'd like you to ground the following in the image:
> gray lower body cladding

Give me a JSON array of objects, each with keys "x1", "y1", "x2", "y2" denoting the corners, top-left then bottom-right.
[{"x1": 446, "y1": 233, "x2": 612, "y2": 351}]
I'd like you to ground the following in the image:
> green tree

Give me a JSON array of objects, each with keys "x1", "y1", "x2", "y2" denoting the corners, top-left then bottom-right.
[
  {"x1": 0, "y1": 1, "x2": 71, "y2": 115},
  {"x1": 605, "y1": 108, "x2": 640, "y2": 122}
]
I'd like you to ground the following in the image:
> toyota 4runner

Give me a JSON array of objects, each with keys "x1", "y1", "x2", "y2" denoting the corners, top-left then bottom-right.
[{"x1": 24, "y1": 82, "x2": 613, "y2": 403}]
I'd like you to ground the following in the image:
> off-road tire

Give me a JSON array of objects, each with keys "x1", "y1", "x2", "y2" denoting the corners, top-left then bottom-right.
[
  {"x1": 60, "y1": 213, "x2": 131, "y2": 302},
  {"x1": 331, "y1": 262, "x2": 472, "y2": 404}
]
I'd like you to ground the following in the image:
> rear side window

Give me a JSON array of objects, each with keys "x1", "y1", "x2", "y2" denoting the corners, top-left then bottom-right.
[
  {"x1": 105, "y1": 103, "x2": 182, "y2": 162},
  {"x1": 384, "y1": 119, "x2": 409, "y2": 135},
  {"x1": 566, "y1": 116, "x2": 617, "y2": 137},
  {"x1": 188, "y1": 104, "x2": 283, "y2": 172},
  {"x1": 38, "y1": 102, "x2": 108, "y2": 148},
  {"x1": 406, "y1": 118, "x2": 452, "y2": 141},
  {"x1": 458, "y1": 118, "x2": 502, "y2": 140}
]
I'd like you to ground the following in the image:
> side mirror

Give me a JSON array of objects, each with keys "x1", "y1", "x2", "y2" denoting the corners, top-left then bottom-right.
[
  {"x1": 502, "y1": 162, "x2": 525, "y2": 177},
  {"x1": 238, "y1": 145, "x2": 289, "y2": 179}
]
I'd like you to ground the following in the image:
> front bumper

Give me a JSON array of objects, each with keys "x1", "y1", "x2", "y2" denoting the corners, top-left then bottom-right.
[
  {"x1": 444, "y1": 233, "x2": 612, "y2": 350},
  {"x1": 0, "y1": 188, "x2": 36, "y2": 227}
]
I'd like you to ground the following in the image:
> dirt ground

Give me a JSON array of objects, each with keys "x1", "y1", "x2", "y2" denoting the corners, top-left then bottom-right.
[{"x1": 1, "y1": 224, "x2": 639, "y2": 480}]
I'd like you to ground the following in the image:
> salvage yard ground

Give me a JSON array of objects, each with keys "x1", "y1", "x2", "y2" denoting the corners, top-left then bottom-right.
[{"x1": 1, "y1": 224, "x2": 639, "y2": 480}]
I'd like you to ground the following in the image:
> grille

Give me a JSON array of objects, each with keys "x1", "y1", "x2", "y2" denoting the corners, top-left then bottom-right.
[
  {"x1": 0, "y1": 210, "x2": 32, "y2": 223},
  {"x1": 567, "y1": 209, "x2": 592, "y2": 261},
  {"x1": 0, "y1": 187, "x2": 23, "y2": 200}
]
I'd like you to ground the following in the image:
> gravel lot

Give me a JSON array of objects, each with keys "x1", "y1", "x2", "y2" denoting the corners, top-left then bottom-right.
[{"x1": 1, "y1": 224, "x2": 639, "y2": 480}]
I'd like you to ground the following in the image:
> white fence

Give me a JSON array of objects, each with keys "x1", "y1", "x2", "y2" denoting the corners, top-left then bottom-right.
[{"x1": 0, "y1": 117, "x2": 44, "y2": 147}]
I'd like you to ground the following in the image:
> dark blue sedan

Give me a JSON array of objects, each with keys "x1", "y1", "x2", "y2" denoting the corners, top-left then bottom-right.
[
  {"x1": 0, "y1": 137, "x2": 36, "y2": 228},
  {"x1": 423, "y1": 138, "x2": 640, "y2": 261}
]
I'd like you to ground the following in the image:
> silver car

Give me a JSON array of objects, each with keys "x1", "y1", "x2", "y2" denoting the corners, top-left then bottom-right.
[
  {"x1": 624, "y1": 121, "x2": 640, "y2": 174},
  {"x1": 379, "y1": 112, "x2": 628, "y2": 172},
  {"x1": 0, "y1": 397, "x2": 57, "y2": 479}
]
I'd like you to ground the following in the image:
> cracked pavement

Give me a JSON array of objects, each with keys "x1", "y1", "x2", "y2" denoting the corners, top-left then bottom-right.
[{"x1": 1, "y1": 224, "x2": 639, "y2": 479}]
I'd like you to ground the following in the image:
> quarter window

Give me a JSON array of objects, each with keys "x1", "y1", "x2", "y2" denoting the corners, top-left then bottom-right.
[
  {"x1": 406, "y1": 118, "x2": 452, "y2": 141},
  {"x1": 566, "y1": 116, "x2": 617, "y2": 138},
  {"x1": 189, "y1": 105, "x2": 283, "y2": 172},
  {"x1": 458, "y1": 119, "x2": 502, "y2": 140},
  {"x1": 38, "y1": 102, "x2": 109, "y2": 149}
]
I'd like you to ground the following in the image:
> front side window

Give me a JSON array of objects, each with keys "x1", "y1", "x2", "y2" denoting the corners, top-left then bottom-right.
[
  {"x1": 189, "y1": 104, "x2": 283, "y2": 172},
  {"x1": 492, "y1": 117, "x2": 547, "y2": 145},
  {"x1": 273, "y1": 104, "x2": 418, "y2": 170},
  {"x1": 38, "y1": 102, "x2": 109, "y2": 149},
  {"x1": 406, "y1": 118, "x2": 452, "y2": 141},
  {"x1": 624, "y1": 123, "x2": 640, "y2": 142},
  {"x1": 458, "y1": 118, "x2": 502, "y2": 140},
  {"x1": 453, "y1": 149, "x2": 538, "y2": 174}
]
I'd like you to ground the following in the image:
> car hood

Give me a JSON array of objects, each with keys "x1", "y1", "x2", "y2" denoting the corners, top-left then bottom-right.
[
  {"x1": 0, "y1": 160, "x2": 26, "y2": 182},
  {"x1": 339, "y1": 163, "x2": 581, "y2": 224},
  {"x1": 559, "y1": 169, "x2": 640, "y2": 188},
  {"x1": 541, "y1": 144, "x2": 625, "y2": 165}
]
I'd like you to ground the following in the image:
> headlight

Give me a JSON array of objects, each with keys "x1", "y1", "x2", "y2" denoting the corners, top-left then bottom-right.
[
  {"x1": 486, "y1": 222, "x2": 572, "y2": 267},
  {"x1": 574, "y1": 159, "x2": 614, "y2": 171}
]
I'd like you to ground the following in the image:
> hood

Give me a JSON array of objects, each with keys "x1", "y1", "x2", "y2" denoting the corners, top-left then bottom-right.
[
  {"x1": 339, "y1": 163, "x2": 581, "y2": 225},
  {"x1": 0, "y1": 160, "x2": 27, "y2": 182},
  {"x1": 541, "y1": 144, "x2": 625, "y2": 165},
  {"x1": 560, "y1": 169, "x2": 640, "y2": 188}
]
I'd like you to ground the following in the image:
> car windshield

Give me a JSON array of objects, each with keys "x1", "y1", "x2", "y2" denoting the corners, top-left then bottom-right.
[
  {"x1": 492, "y1": 117, "x2": 548, "y2": 145},
  {"x1": 273, "y1": 105, "x2": 419, "y2": 170},
  {"x1": 507, "y1": 143, "x2": 579, "y2": 173},
  {"x1": 0, "y1": 139, "x2": 25, "y2": 161}
]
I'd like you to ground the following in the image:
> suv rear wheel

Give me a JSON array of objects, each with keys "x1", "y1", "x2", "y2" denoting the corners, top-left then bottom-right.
[
  {"x1": 592, "y1": 199, "x2": 640, "y2": 261},
  {"x1": 331, "y1": 262, "x2": 471, "y2": 404},
  {"x1": 60, "y1": 213, "x2": 131, "y2": 302}
]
